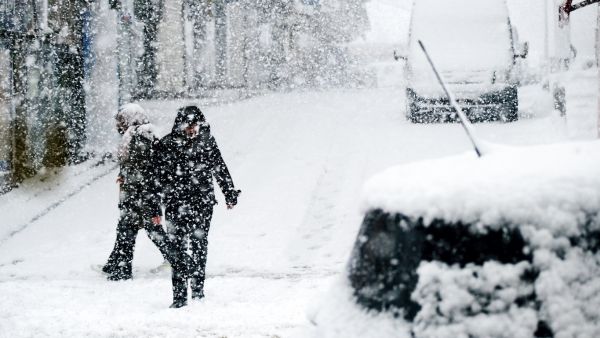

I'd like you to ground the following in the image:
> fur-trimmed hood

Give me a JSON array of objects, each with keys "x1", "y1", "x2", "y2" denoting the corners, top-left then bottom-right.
[
  {"x1": 116, "y1": 103, "x2": 150, "y2": 129},
  {"x1": 116, "y1": 104, "x2": 158, "y2": 162}
]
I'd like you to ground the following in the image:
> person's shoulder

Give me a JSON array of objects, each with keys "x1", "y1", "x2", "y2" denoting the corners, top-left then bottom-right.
[
  {"x1": 158, "y1": 132, "x2": 176, "y2": 145},
  {"x1": 208, "y1": 134, "x2": 219, "y2": 149},
  {"x1": 201, "y1": 130, "x2": 216, "y2": 144}
]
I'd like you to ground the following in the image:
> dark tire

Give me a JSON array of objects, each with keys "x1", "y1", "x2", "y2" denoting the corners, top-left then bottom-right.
[
  {"x1": 406, "y1": 89, "x2": 420, "y2": 123},
  {"x1": 406, "y1": 88, "x2": 437, "y2": 123},
  {"x1": 407, "y1": 104, "x2": 421, "y2": 123},
  {"x1": 500, "y1": 86, "x2": 519, "y2": 122}
]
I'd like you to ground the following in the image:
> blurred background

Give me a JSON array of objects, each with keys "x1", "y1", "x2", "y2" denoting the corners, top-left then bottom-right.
[{"x1": 0, "y1": 0, "x2": 597, "y2": 192}]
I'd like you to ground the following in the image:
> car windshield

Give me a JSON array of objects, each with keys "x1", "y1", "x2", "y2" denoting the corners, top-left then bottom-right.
[{"x1": 409, "y1": 0, "x2": 513, "y2": 73}]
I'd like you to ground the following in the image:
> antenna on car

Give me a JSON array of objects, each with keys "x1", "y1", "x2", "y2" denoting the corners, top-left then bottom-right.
[{"x1": 418, "y1": 40, "x2": 484, "y2": 158}]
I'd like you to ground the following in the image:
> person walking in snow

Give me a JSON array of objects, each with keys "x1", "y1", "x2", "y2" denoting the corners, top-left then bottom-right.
[
  {"x1": 100, "y1": 104, "x2": 181, "y2": 281},
  {"x1": 155, "y1": 105, "x2": 240, "y2": 308}
]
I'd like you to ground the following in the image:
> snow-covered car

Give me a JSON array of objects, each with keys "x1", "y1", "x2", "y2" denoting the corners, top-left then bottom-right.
[
  {"x1": 309, "y1": 141, "x2": 600, "y2": 338},
  {"x1": 405, "y1": 0, "x2": 527, "y2": 123}
]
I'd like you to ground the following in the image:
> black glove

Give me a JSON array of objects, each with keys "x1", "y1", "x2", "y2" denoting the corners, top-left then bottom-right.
[{"x1": 225, "y1": 189, "x2": 241, "y2": 207}]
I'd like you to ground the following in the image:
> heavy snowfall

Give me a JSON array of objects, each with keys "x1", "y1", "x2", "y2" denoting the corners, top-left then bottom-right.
[{"x1": 0, "y1": 0, "x2": 599, "y2": 337}]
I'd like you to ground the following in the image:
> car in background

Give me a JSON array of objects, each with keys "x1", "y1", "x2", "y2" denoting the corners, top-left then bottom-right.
[
  {"x1": 308, "y1": 141, "x2": 600, "y2": 338},
  {"x1": 405, "y1": 0, "x2": 528, "y2": 123}
]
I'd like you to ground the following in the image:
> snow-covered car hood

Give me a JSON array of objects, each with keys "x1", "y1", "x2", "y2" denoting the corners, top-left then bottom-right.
[{"x1": 362, "y1": 141, "x2": 600, "y2": 239}]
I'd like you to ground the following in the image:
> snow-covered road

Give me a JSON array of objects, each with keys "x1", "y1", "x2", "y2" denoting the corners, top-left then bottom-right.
[{"x1": 0, "y1": 86, "x2": 586, "y2": 337}]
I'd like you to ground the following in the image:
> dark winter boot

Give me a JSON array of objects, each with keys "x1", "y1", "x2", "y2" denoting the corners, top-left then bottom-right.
[
  {"x1": 171, "y1": 274, "x2": 188, "y2": 308},
  {"x1": 107, "y1": 263, "x2": 132, "y2": 281},
  {"x1": 169, "y1": 299, "x2": 188, "y2": 308},
  {"x1": 102, "y1": 264, "x2": 116, "y2": 275},
  {"x1": 107, "y1": 273, "x2": 132, "y2": 281},
  {"x1": 191, "y1": 290, "x2": 204, "y2": 300},
  {"x1": 191, "y1": 277, "x2": 204, "y2": 300}
]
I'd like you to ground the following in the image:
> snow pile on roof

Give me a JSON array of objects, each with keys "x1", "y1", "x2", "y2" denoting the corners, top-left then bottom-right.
[{"x1": 362, "y1": 140, "x2": 600, "y2": 240}]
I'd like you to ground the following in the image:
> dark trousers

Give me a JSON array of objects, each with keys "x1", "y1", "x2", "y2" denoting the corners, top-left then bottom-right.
[
  {"x1": 167, "y1": 204, "x2": 213, "y2": 302},
  {"x1": 104, "y1": 213, "x2": 172, "y2": 279}
]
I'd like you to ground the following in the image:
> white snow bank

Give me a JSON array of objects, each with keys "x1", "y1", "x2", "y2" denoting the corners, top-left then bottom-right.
[
  {"x1": 363, "y1": 140, "x2": 600, "y2": 240},
  {"x1": 306, "y1": 276, "x2": 411, "y2": 338}
]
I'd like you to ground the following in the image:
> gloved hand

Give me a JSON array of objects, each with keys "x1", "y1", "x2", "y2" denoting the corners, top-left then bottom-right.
[{"x1": 225, "y1": 189, "x2": 241, "y2": 209}]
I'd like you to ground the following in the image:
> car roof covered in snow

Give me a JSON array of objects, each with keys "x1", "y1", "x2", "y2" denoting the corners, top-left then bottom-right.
[{"x1": 361, "y1": 140, "x2": 600, "y2": 239}]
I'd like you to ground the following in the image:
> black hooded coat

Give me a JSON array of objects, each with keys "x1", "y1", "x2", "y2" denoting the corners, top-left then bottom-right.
[
  {"x1": 155, "y1": 107, "x2": 240, "y2": 305},
  {"x1": 155, "y1": 107, "x2": 239, "y2": 215}
]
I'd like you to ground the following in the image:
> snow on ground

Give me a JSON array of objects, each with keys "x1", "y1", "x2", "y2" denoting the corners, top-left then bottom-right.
[
  {"x1": 0, "y1": 158, "x2": 118, "y2": 245},
  {"x1": 0, "y1": 65, "x2": 597, "y2": 336}
]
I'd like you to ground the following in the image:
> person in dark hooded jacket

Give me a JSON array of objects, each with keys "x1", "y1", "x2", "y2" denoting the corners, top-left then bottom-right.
[
  {"x1": 156, "y1": 105, "x2": 240, "y2": 308},
  {"x1": 100, "y1": 104, "x2": 186, "y2": 281}
]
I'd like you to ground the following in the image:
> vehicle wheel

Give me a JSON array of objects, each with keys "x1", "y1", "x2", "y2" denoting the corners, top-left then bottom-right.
[
  {"x1": 406, "y1": 100, "x2": 422, "y2": 123},
  {"x1": 406, "y1": 88, "x2": 424, "y2": 123},
  {"x1": 500, "y1": 87, "x2": 518, "y2": 122},
  {"x1": 407, "y1": 111, "x2": 421, "y2": 123}
]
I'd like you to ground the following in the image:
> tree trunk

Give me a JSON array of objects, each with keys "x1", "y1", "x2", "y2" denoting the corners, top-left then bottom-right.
[
  {"x1": 10, "y1": 36, "x2": 35, "y2": 182},
  {"x1": 597, "y1": 4, "x2": 600, "y2": 137},
  {"x1": 117, "y1": 12, "x2": 134, "y2": 106},
  {"x1": 135, "y1": 0, "x2": 164, "y2": 99},
  {"x1": 188, "y1": 0, "x2": 210, "y2": 90},
  {"x1": 214, "y1": 0, "x2": 227, "y2": 87},
  {"x1": 47, "y1": 0, "x2": 89, "y2": 164}
]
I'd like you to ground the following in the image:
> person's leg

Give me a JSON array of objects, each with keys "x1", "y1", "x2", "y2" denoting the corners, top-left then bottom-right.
[
  {"x1": 146, "y1": 221, "x2": 194, "y2": 275},
  {"x1": 103, "y1": 208, "x2": 134, "y2": 273},
  {"x1": 108, "y1": 215, "x2": 139, "y2": 280},
  {"x1": 145, "y1": 222, "x2": 174, "y2": 263},
  {"x1": 170, "y1": 273, "x2": 188, "y2": 308},
  {"x1": 103, "y1": 223, "x2": 123, "y2": 274},
  {"x1": 190, "y1": 206, "x2": 213, "y2": 299},
  {"x1": 165, "y1": 210, "x2": 191, "y2": 307},
  {"x1": 171, "y1": 229, "x2": 190, "y2": 307}
]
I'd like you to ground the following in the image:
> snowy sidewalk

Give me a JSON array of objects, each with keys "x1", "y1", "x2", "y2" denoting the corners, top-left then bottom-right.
[{"x1": 0, "y1": 157, "x2": 118, "y2": 246}]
